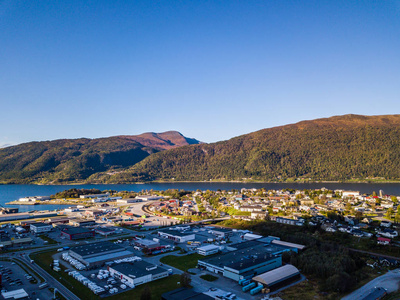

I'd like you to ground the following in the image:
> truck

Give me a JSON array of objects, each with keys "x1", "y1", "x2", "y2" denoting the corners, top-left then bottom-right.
[
  {"x1": 250, "y1": 285, "x2": 263, "y2": 295},
  {"x1": 242, "y1": 282, "x2": 256, "y2": 292},
  {"x1": 39, "y1": 283, "x2": 49, "y2": 289}
]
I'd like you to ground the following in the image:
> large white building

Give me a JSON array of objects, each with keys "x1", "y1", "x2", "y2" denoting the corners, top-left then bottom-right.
[
  {"x1": 108, "y1": 261, "x2": 169, "y2": 286},
  {"x1": 135, "y1": 195, "x2": 163, "y2": 201},
  {"x1": 30, "y1": 222, "x2": 53, "y2": 234},
  {"x1": 158, "y1": 230, "x2": 195, "y2": 243},
  {"x1": 197, "y1": 244, "x2": 220, "y2": 256}
]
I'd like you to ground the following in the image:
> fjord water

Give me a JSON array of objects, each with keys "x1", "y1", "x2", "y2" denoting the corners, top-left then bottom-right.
[{"x1": 2, "y1": 183, "x2": 400, "y2": 212}]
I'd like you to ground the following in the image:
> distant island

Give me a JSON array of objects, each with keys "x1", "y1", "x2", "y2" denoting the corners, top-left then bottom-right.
[{"x1": 1, "y1": 114, "x2": 400, "y2": 185}]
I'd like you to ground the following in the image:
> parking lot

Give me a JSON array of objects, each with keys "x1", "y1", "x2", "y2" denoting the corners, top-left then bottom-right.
[{"x1": 0, "y1": 261, "x2": 53, "y2": 300}]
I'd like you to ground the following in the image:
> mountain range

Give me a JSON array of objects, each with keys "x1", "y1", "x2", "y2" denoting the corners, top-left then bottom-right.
[
  {"x1": 0, "y1": 131, "x2": 200, "y2": 184},
  {"x1": 1, "y1": 114, "x2": 400, "y2": 184}
]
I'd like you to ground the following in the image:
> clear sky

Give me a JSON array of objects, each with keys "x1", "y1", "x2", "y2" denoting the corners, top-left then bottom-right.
[{"x1": 1, "y1": 0, "x2": 399, "y2": 146}]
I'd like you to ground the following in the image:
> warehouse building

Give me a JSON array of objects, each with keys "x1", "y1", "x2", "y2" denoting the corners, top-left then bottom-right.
[
  {"x1": 134, "y1": 239, "x2": 160, "y2": 250},
  {"x1": 158, "y1": 230, "x2": 195, "y2": 243},
  {"x1": 46, "y1": 217, "x2": 70, "y2": 225},
  {"x1": 252, "y1": 264, "x2": 300, "y2": 291},
  {"x1": 162, "y1": 288, "x2": 214, "y2": 300},
  {"x1": 198, "y1": 245, "x2": 282, "y2": 281},
  {"x1": 116, "y1": 198, "x2": 142, "y2": 204},
  {"x1": 29, "y1": 222, "x2": 53, "y2": 234},
  {"x1": 243, "y1": 233, "x2": 263, "y2": 241},
  {"x1": 135, "y1": 195, "x2": 163, "y2": 201},
  {"x1": 95, "y1": 227, "x2": 116, "y2": 236},
  {"x1": 108, "y1": 260, "x2": 168, "y2": 286},
  {"x1": 271, "y1": 240, "x2": 306, "y2": 251},
  {"x1": 0, "y1": 237, "x2": 33, "y2": 249},
  {"x1": 1, "y1": 288, "x2": 29, "y2": 299},
  {"x1": 69, "y1": 219, "x2": 96, "y2": 227},
  {"x1": 209, "y1": 227, "x2": 234, "y2": 239},
  {"x1": 80, "y1": 193, "x2": 110, "y2": 199},
  {"x1": 61, "y1": 226, "x2": 95, "y2": 240},
  {"x1": 197, "y1": 244, "x2": 220, "y2": 256},
  {"x1": 69, "y1": 241, "x2": 134, "y2": 268}
]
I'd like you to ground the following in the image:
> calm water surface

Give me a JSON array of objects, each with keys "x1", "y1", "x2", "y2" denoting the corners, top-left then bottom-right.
[{"x1": 2, "y1": 182, "x2": 400, "y2": 212}]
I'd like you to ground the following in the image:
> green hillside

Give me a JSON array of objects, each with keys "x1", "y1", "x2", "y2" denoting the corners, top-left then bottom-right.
[
  {"x1": 97, "y1": 114, "x2": 400, "y2": 183},
  {"x1": 0, "y1": 131, "x2": 200, "y2": 184}
]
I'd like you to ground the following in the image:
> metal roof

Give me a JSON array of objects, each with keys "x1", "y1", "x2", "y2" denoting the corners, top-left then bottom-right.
[
  {"x1": 84, "y1": 250, "x2": 135, "y2": 264},
  {"x1": 1, "y1": 289, "x2": 29, "y2": 299},
  {"x1": 71, "y1": 241, "x2": 124, "y2": 257},
  {"x1": 271, "y1": 240, "x2": 306, "y2": 250},
  {"x1": 252, "y1": 264, "x2": 300, "y2": 286},
  {"x1": 111, "y1": 260, "x2": 168, "y2": 278},
  {"x1": 197, "y1": 244, "x2": 220, "y2": 251}
]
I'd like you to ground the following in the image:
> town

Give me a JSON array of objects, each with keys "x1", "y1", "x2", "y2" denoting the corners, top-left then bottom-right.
[{"x1": 1, "y1": 187, "x2": 400, "y2": 300}]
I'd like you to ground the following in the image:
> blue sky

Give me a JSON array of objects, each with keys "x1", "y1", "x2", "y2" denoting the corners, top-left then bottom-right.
[{"x1": 1, "y1": 0, "x2": 399, "y2": 146}]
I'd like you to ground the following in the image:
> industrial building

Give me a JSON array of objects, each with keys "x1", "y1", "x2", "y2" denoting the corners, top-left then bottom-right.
[
  {"x1": 243, "y1": 233, "x2": 263, "y2": 241},
  {"x1": 134, "y1": 239, "x2": 160, "y2": 250},
  {"x1": 69, "y1": 241, "x2": 134, "y2": 268},
  {"x1": 95, "y1": 227, "x2": 116, "y2": 236},
  {"x1": 209, "y1": 227, "x2": 234, "y2": 239},
  {"x1": 108, "y1": 260, "x2": 169, "y2": 286},
  {"x1": 79, "y1": 193, "x2": 110, "y2": 199},
  {"x1": 1, "y1": 288, "x2": 29, "y2": 299},
  {"x1": 29, "y1": 222, "x2": 53, "y2": 234},
  {"x1": 270, "y1": 240, "x2": 306, "y2": 251},
  {"x1": 158, "y1": 230, "x2": 195, "y2": 243},
  {"x1": 0, "y1": 237, "x2": 33, "y2": 248},
  {"x1": 162, "y1": 288, "x2": 214, "y2": 300},
  {"x1": 198, "y1": 244, "x2": 282, "y2": 281},
  {"x1": 116, "y1": 198, "x2": 142, "y2": 204},
  {"x1": 135, "y1": 195, "x2": 163, "y2": 201},
  {"x1": 61, "y1": 226, "x2": 95, "y2": 240},
  {"x1": 69, "y1": 219, "x2": 96, "y2": 227},
  {"x1": 252, "y1": 264, "x2": 300, "y2": 291},
  {"x1": 197, "y1": 244, "x2": 220, "y2": 256}
]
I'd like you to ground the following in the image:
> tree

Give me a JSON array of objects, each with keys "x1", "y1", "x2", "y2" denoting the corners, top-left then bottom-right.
[
  {"x1": 386, "y1": 208, "x2": 394, "y2": 220},
  {"x1": 140, "y1": 286, "x2": 152, "y2": 300},
  {"x1": 180, "y1": 272, "x2": 192, "y2": 288}
]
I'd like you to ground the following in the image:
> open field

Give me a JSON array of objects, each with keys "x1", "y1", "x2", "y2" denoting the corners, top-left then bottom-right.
[{"x1": 160, "y1": 253, "x2": 204, "y2": 271}]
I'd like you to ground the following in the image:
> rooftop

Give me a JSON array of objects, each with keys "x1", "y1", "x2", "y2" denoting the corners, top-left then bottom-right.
[
  {"x1": 62, "y1": 226, "x2": 94, "y2": 235},
  {"x1": 162, "y1": 288, "x2": 214, "y2": 300},
  {"x1": 159, "y1": 230, "x2": 194, "y2": 237},
  {"x1": 71, "y1": 241, "x2": 125, "y2": 257},
  {"x1": 30, "y1": 222, "x2": 51, "y2": 227},
  {"x1": 111, "y1": 260, "x2": 167, "y2": 278},
  {"x1": 253, "y1": 264, "x2": 300, "y2": 286},
  {"x1": 199, "y1": 244, "x2": 277, "y2": 271}
]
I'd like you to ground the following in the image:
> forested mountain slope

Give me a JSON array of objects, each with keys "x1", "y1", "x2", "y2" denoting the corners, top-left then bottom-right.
[
  {"x1": 99, "y1": 114, "x2": 400, "y2": 183},
  {"x1": 0, "y1": 131, "x2": 200, "y2": 184}
]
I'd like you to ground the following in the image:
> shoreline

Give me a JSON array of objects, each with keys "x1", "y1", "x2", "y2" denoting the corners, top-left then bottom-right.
[
  {"x1": 6, "y1": 200, "x2": 79, "y2": 206},
  {"x1": 2, "y1": 179, "x2": 400, "y2": 186}
]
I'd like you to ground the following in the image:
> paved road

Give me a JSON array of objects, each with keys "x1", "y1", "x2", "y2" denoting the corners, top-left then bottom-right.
[
  {"x1": 21, "y1": 255, "x2": 81, "y2": 300},
  {"x1": 342, "y1": 269, "x2": 400, "y2": 300},
  {"x1": 1, "y1": 232, "x2": 137, "y2": 300}
]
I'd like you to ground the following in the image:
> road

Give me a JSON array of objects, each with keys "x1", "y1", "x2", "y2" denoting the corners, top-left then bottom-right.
[
  {"x1": 1, "y1": 232, "x2": 136, "y2": 300},
  {"x1": 342, "y1": 269, "x2": 400, "y2": 300}
]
